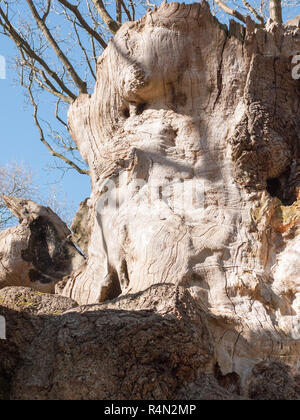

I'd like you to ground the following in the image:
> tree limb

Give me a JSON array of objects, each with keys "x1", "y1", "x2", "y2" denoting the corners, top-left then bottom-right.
[
  {"x1": 0, "y1": 5, "x2": 76, "y2": 100},
  {"x1": 73, "y1": 21, "x2": 97, "y2": 81},
  {"x1": 25, "y1": 0, "x2": 87, "y2": 94},
  {"x1": 269, "y1": 0, "x2": 283, "y2": 24},
  {"x1": 242, "y1": 0, "x2": 264, "y2": 24},
  {"x1": 214, "y1": 0, "x2": 247, "y2": 24},
  {"x1": 120, "y1": 0, "x2": 132, "y2": 22},
  {"x1": 23, "y1": 73, "x2": 89, "y2": 175},
  {"x1": 116, "y1": 0, "x2": 122, "y2": 24},
  {"x1": 18, "y1": 50, "x2": 73, "y2": 103},
  {"x1": 90, "y1": 0, "x2": 121, "y2": 34},
  {"x1": 58, "y1": 0, "x2": 107, "y2": 49}
]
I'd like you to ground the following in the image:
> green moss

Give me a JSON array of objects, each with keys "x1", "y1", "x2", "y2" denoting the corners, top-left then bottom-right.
[
  {"x1": 51, "y1": 310, "x2": 63, "y2": 316},
  {"x1": 32, "y1": 291, "x2": 45, "y2": 296},
  {"x1": 16, "y1": 298, "x2": 38, "y2": 309}
]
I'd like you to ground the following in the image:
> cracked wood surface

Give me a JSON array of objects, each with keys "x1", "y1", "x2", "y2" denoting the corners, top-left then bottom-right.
[
  {"x1": 63, "y1": 1, "x2": 300, "y2": 383},
  {"x1": 1, "y1": 1, "x2": 300, "y2": 397}
]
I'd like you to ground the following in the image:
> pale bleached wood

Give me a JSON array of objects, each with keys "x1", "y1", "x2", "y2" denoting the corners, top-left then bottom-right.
[
  {"x1": 0, "y1": 195, "x2": 84, "y2": 293},
  {"x1": 62, "y1": 1, "x2": 300, "y2": 385}
]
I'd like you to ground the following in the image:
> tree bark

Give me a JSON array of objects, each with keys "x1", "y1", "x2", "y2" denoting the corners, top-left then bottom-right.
[
  {"x1": 63, "y1": 1, "x2": 300, "y2": 385},
  {"x1": 0, "y1": 196, "x2": 84, "y2": 293},
  {"x1": 269, "y1": 0, "x2": 282, "y2": 23},
  {"x1": 1, "y1": 1, "x2": 300, "y2": 398}
]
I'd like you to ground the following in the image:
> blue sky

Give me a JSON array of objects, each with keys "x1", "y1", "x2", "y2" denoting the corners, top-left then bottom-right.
[{"x1": 0, "y1": 1, "x2": 299, "y2": 222}]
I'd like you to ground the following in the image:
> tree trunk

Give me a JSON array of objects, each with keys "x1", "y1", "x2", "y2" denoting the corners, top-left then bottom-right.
[
  {"x1": 1, "y1": 1, "x2": 300, "y2": 398},
  {"x1": 269, "y1": 0, "x2": 282, "y2": 23},
  {"x1": 64, "y1": 1, "x2": 300, "y2": 385}
]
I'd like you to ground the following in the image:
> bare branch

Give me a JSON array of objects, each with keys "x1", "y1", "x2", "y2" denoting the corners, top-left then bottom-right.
[
  {"x1": 25, "y1": 0, "x2": 87, "y2": 94},
  {"x1": 55, "y1": 99, "x2": 69, "y2": 131},
  {"x1": 260, "y1": 0, "x2": 266, "y2": 21},
  {"x1": 58, "y1": 0, "x2": 107, "y2": 49},
  {"x1": 90, "y1": 0, "x2": 121, "y2": 34},
  {"x1": 120, "y1": 0, "x2": 132, "y2": 22},
  {"x1": 42, "y1": 0, "x2": 51, "y2": 23},
  {"x1": 73, "y1": 21, "x2": 97, "y2": 81},
  {"x1": 128, "y1": 0, "x2": 135, "y2": 21},
  {"x1": 116, "y1": 0, "x2": 122, "y2": 24},
  {"x1": 0, "y1": 5, "x2": 76, "y2": 100},
  {"x1": 214, "y1": 0, "x2": 247, "y2": 24},
  {"x1": 242, "y1": 0, "x2": 264, "y2": 24},
  {"x1": 18, "y1": 48, "x2": 72, "y2": 103},
  {"x1": 23, "y1": 73, "x2": 89, "y2": 175},
  {"x1": 90, "y1": 35, "x2": 98, "y2": 71}
]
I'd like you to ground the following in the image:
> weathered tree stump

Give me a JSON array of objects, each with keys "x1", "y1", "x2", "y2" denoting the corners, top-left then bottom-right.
[
  {"x1": 1, "y1": 1, "x2": 300, "y2": 397},
  {"x1": 63, "y1": 1, "x2": 300, "y2": 384},
  {"x1": 0, "y1": 196, "x2": 84, "y2": 293}
]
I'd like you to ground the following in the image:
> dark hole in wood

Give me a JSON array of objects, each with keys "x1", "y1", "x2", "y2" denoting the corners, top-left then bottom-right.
[
  {"x1": 136, "y1": 103, "x2": 147, "y2": 115},
  {"x1": 122, "y1": 108, "x2": 130, "y2": 119},
  {"x1": 106, "y1": 269, "x2": 122, "y2": 300},
  {"x1": 214, "y1": 363, "x2": 241, "y2": 396},
  {"x1": 266, "y1": 177, "x2": 281, "y2": 198},
  {"x1": 267, "y1": 173, "x2": 297, "y2": 206}
]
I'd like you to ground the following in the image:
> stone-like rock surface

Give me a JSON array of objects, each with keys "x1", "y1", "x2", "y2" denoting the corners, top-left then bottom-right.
[
  {"x1": 0, "y1": 196, "x2": 84, "y2": 293},
  {"x1": 248, "y1": 361, "x2": 300, "y2": 400},
  {"x1": 0, "y1": 286, "x2": 78, "y2": 315},
  {"x1": 177, "y1": 375, "x2": 247, "y2": 400}
]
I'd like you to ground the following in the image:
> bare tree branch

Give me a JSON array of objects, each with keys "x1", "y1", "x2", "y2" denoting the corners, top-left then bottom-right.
[
  {"x1": 42, "y1": 0, "x2": 51, "y2": 23},
  {"x1": 90, "y1": 0, "x2": 121, "y2": 34},
  {"x1": 214, "y1": 0, "x2": 247, "y2": 24},
  {"x1": 0, "y1": 5, "x2": 76, "y2": 100},
  {"x1": 55, "y1": 99, "x2": 69, "y2": 131},
  {"x1": 73, "y1": 20, "x2": 97, "y2": 81},
  {"x1": 23, "y1": 73, "x2": 89, "y2": 175},
  {"x1": 58, "y1": 0, "x2": 107, "y2": 49},
  {"x1": 120, "y1": 0, "x2": 133, "y2": 21},
  {"x1": 242, "y1": 0, "x2": 264, "y2": 24},
  {"x1": 128, "y1": 0, "x2": 135, "y2": 21},
  {"x1": 116, "y1": 0, "x2": 122, "y2": 24},
  {"x1": 25, "y1": 0, "x2": 87, "y2": 94}
]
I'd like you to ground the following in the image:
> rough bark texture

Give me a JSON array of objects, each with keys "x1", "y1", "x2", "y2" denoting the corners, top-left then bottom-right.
[
  {"x1": 70, "y1": 197, "x2": 91, "y2": 257},
  {"x1": 0, "y1": 196, "x2": 84, "y2": 293},
  {"x1": 269, "y1": 0, "x2": 282, "y2": 24},
  {"x1": 1, "y1": 1, "x2": 300, "y2": 400},
  {"x1": 64, "y1": 0, "x2": 300, "y2": 385},
  {"x1": 1, "y1": 285, "x2": 300, "y2": 399}
]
